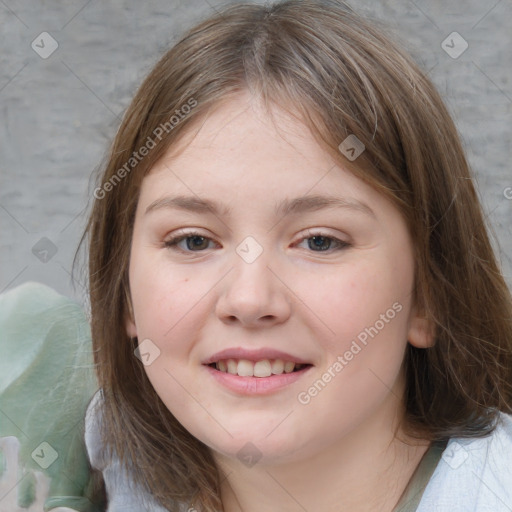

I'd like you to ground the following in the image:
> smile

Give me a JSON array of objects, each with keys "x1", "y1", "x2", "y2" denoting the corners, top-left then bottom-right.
[
  {"x1": 204, "y1": 361, "x2": 313, "y2": 395},
  {"x1": 208, "y1": 358, "x2": 309, "y2": 377}
]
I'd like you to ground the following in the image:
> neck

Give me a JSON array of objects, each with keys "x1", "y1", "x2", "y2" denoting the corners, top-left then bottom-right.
[{"x1": 214, "y1": 396, "x2": 430, "y2": 512}]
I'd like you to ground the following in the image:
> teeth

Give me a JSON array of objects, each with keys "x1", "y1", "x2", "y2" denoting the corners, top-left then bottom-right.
[
  {"x1": 284, "y1": 361, "x2": 295, "y2": 373},
  {"x1": 271, "y1": 359, "x2": 284, "y2": 374},
  {"x1": 237, "y1": 359, "x2": 254, "y2": 377},
  {"x1": 227, "y1": 359, "x2": 238, "y2": 374},
  {"x1": 254, "y1": 360, "x2": 272, "y2": 377},
  {"x1": 214, "y1": 358, "x2": 306, "y2": 377}
]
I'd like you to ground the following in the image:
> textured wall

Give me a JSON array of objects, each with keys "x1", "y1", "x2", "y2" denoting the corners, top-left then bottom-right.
[{"x1": 1, "y1": 0, "x2": 511, "y2": 308}]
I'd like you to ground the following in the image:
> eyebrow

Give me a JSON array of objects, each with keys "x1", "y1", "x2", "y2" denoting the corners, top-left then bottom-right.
[{"x1": 144, "y1": 194, "x2": 376, "y2": 219}]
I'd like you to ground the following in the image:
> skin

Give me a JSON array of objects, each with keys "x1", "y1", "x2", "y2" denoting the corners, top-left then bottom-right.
[{"x1": 126, "y1": 90, "x2": 434, "y2": 511}]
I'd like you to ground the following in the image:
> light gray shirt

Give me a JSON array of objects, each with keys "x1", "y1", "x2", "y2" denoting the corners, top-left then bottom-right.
[{"x1": 85, "y1": 391, "x2": 512, "y2": 511}]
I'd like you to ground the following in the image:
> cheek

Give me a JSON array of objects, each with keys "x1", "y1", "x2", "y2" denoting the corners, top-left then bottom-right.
[
  {"x1": 293, "y1": 257, "x2": 413, "y2": 439},
  {"x1": 307, "y1": 252, "x2": 414, "y2": 361},
  {"x1": 129, "y1": 247, "x2": 202, "y2": 341}
]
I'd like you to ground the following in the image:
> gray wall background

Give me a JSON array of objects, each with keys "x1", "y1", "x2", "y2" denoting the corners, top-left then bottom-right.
[{"x1": 1, "y1": 0, "x2": 511, "y2": 309}]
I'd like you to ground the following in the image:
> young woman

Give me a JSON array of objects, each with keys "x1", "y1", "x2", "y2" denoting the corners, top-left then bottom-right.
[{"x1": 82, "y1": 1, "x2": 512, "y2": 510}]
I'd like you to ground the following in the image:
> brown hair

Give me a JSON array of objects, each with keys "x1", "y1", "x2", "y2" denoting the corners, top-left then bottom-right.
[{"x1": 78, "y1": 1, "x2": 512, "y2": 510}]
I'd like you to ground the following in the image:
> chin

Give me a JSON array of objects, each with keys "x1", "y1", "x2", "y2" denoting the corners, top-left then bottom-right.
[{"x1": 197, "y1": 424, "x2": 311, "y2": 467}]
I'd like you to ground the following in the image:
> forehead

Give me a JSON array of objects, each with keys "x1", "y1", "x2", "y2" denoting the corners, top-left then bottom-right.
[
  {"x1": 159, "y1": 92, "x2": 325, "y2": 167},
  {"x1": 144, "y1": 92, "x2": 349, "y2": 191},
  {"x1": 138, "y1": 91, "x2": 389, "y2": 222}
]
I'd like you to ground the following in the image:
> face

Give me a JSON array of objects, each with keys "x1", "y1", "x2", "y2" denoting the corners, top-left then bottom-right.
[{"x1": 126, "y1": 90, "x2": 431, "y2": 465}]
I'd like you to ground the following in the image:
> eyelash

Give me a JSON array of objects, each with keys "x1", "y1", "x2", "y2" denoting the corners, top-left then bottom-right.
[{"x1": 163, "y1": 230, "x2": 351, "y2": 254}]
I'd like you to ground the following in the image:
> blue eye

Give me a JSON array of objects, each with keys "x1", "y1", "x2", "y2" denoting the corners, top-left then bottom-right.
[
  {"x1": 164, "y1": 231, "x2": 350, "y2": 254},
  {"x1": 164, "y1": 233, "x2": 215, "y2": 252},
  {"x1": 297, "y1": 234, "x2": 350, "y2": 252}
]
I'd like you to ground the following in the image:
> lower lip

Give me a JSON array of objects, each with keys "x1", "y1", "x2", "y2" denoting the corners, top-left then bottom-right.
[{"x1": 204, "y1": 364, "x2": 312, "y2": 395}]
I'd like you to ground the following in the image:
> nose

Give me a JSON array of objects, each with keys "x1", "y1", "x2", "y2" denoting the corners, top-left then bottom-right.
[{"x1": 215, "y1": 251, "x2": 292, "y2": 329}]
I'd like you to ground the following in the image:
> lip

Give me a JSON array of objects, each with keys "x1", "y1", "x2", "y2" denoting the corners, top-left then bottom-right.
[
  {"x1": 204, "y1": 364, "x2": 313, "y2": 395},
  {"x1": 202, "y1": 347, "x2": 312, "y2": 365}
]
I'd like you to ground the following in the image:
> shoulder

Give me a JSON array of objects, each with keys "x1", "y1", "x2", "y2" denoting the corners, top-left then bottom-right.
[
  {"x1": 84, "y1": 390, "x2": 177, "y2": 512},
  {"x1": 84, "y1": 389, "x2": 106, "y2": 470},
  {"x1": 417, "y1": 412, "x2": 512, "y2": 512}
]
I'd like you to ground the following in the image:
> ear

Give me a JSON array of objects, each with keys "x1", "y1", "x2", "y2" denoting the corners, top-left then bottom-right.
[
  {"x1": 124, "y1": 287, "x2": 138, "y2": 338},
  {"x1": 126, "y1": 315, "x2": 137, "y2": 338},
  {"x1": 407, "y1": 307, "x2": 435, "y2": 348}
]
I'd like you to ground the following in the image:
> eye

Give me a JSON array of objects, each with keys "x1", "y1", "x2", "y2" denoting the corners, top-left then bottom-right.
[
  {"x1": 164, "y1": 231, "x2": 218, "y2": 252},
  {"x1": 295, "y1": 231, "x2": 350, "y2": 252},
  {"x1": 163, "y1": 230, "x2": 350, "y2": 254}
]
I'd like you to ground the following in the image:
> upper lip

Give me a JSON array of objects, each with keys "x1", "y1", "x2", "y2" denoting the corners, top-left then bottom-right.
[{"x1": 202, "y1": 347, "x2": 312, "y2": 365}]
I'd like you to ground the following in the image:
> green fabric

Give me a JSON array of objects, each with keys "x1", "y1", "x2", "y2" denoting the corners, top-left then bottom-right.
[
  {"x1": 0, "y1": 281, "x2": 100, "y2": 511},
  {"x1": 392, "y1": 439, "x2": 448, "y2": 512}
]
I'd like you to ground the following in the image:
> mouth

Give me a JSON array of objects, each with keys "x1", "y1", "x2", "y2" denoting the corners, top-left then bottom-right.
[{"x1": 206, "y1": 358, "x2": 312, "y2": 378}]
